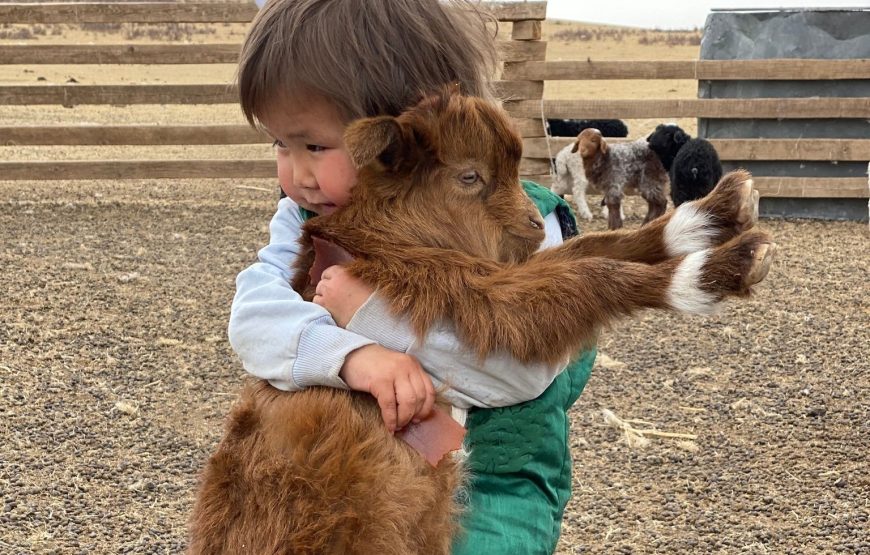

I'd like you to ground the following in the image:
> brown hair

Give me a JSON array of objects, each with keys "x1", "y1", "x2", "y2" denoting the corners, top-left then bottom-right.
[{"x1": 237, "y1": 0, "x2": 498, "y2": 126}]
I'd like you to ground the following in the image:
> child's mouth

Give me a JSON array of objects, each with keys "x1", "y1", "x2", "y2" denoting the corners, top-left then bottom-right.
[{"x1": 318, "y1": 203, "x2": 338, "y2": 214}]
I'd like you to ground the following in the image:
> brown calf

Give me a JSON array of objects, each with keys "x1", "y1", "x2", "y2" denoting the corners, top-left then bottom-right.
[
  {"x1": 574, "y1": 127, "x2": 670, "y2": 230},
  {"x1": 189, "y1": 92, "x2": 774, "y2": 554}
]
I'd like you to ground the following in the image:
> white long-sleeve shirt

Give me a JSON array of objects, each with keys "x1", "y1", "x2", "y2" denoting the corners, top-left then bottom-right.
[{"x1": 228, "y1": 196, "x2": 568, "y2": 409}]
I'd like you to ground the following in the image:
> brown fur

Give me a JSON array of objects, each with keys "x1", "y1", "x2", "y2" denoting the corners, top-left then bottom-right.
[
  {"x1": 189, "y1": 92, "x2": 773, "y2": 554},
  {"x1": 574, "y1": 128, "x2": 670, "y2": 230}
]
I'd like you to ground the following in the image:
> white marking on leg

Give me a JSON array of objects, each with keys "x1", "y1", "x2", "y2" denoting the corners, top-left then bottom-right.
[
  {"x1": 664, "y1": 202, "x2": 716, "y2": 256},
  {"x1": 667, "y1": 250, "x2": 719, "y2": 315},
  {"x1": 574, "y1": 179, "x2": 593, "y2": 220}
]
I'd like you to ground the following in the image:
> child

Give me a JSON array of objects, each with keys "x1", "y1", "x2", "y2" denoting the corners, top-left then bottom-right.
[{"x1": 228, "y1": 0, "x2": 596, "y2": 552}]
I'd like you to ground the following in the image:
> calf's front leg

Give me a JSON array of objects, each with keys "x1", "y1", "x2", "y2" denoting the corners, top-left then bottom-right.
[
  {"x1": 432, "y1": 229, "x2": 774, "y2": 366},
  {"x1": 358, "y1": 223, "x2": 774, "y2": 368}
]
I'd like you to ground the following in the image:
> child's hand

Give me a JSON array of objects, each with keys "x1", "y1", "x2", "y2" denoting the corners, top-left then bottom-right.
[
  {"x1": 313, "y1": 265, "x2": 374, "y2": 328},
  {"x1": 340, "y1": 344, "x2": 436, "y2": 433}
]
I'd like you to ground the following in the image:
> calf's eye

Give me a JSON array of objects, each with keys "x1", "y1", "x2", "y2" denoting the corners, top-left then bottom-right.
[{"x1": 459, "y1": 170, "x2": 480, "y2": 185}]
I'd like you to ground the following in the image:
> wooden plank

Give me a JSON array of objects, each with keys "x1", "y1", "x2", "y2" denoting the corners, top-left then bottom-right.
[
  {"x1": 0, "y1": 1, "x2": 544, "y2": 24},
  {"x1": 0, "y1": 83, "x2": 551, "y2": 106},
  {"x1": 504, "y1": 60, "x2": 694, "y2": 81},
  {"x1": 524, "y1": 137, "x2": 576, "y2": 158},
  {"x1": 752, "y1": 177, "x2": 868, "y2": 198},
  {"x1": 492, "y1": 80, "x2": 543, "y2": 101},
  {"x1": 519, "y1": 157, "x2": 552, "y2": 175},
  {"x1": 0, "y1": 42, "x2": 540, "y2": 65},
  {"x1": 502, "y1": 59, "x2": 870, "y2": 81},
  {"x1": 0, "y1": 159, "x2": 275, "y2": 180},
  {"x1": 712, "y1": 139, "x2": 870, "y2": 162},
  {"x1": 497, "y1": 40, "x2": 546, "y2": 63},
  {"x1": 0, "y1": 2, "x2": 258, "y2": 24},
  {"x1": 0, "y1": 124, "x2": 267, "y2": 146},
  {"x1": 505, "y1": 98, "x2": 870, "y2": 119},
  {"x1": 513, "y1": 117, "x2": 546, "y2": 137},
  {"x1": 523, "y1": 174, "x2": 553, "y2": 187},
  {"x1": 0, "y1": 43, "x2": 241, "y2": 65},
  {"x1": 0, "y1": 84, "x2": 237, "y2": 105},
  {"x1": 486, "y1": 2, "x2": 547, "y2": 21},
  {"x1": 522, "y1": 137, "x2": 870, "y2": 161},
  {"x1": 18, "y1": 124, "x2": 860, "y2": 161},
  {"x1": 696, "y1": 59, "x2": 870, "y2": 80},
  {"x1": 511, "y1": 20, "x2": 542, "y2": 41}
]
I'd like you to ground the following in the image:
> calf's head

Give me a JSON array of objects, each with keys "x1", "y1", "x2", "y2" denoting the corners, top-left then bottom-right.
[
  {"x1": 646, "y1": 123, "x2": 690, "y2": 170},
  {"x1": 573, "y1": 127, "x2": 607, "y2": 160},
  {"x1": 343, "y1": 92, "x2": 545, "y2": 264}
]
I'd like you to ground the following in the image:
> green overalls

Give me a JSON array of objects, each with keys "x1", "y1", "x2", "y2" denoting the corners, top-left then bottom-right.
[{"x1": 451, "y1": 182, "x2": 596, "y2": 555}]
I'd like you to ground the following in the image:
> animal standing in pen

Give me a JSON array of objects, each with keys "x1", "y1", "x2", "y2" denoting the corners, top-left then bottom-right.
[
  {"x1": 546, "y1": 118, "x2": 629, "y2": 138},
  {"x1": 574, "y1": 128, "x2": 670, "y2": 230},
  {"x1": 551, "y1": 142, "x2": 593, "y2": 220},
  {"x1": 189, "y1": 93, "x2": 775, "y2": 555},
  {"x1": 647, "y1": 123, "x2": 724, "y2": 207},
  {"x1": 550, "y1": 120, "x2": 630, "y2": 221}
]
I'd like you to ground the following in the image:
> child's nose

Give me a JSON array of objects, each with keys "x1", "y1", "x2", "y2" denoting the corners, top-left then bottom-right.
[{"x1": 292, "y1": 161, "x2": 317, "y2": 189}]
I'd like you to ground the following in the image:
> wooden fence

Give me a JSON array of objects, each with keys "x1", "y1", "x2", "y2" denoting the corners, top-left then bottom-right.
[{"x1": 1, "y1": 1, "x2": 868, "y2": 201}]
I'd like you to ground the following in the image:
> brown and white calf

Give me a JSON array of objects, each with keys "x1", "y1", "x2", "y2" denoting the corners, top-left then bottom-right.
[
  {"x1": 188, "y1": 92, "x2": 774, "y2": 555},
  {"x1": 574, "y1": 127, "x2": 671, "y2": 230}
]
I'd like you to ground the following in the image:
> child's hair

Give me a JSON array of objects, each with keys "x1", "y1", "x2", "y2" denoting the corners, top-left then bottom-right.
[{"x1": 238, "y1": 0, "x2": 498, "y2": 126}]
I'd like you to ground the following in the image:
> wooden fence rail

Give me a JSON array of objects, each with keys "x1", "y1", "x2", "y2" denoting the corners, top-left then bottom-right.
[
  {"x1": 505, "y1": 98, "x2": 870, "y2": 120},
  {"x1": 0, "y1": 40, "x2": 546, "y2": 65},
  {"x1": 1, "y1": 0, "x2": 867, "y2": 201},
  {"x1": 0, "y1": 1, "x2": 544, "y2": 23},
  {"x1": 502, "y1": 59, "x2": 870, "y2": 80}
]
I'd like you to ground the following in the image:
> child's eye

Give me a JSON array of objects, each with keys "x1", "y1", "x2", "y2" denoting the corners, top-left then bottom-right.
[
  {"x1": 306, "y1": 144, "x2": 326, "y2": 153},
  {"x1": 272, "y1": 139, "x2": 287, "y2": 149}
]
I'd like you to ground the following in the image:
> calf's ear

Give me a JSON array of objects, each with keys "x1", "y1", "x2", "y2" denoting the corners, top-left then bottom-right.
[
  {"x1": 674, "y1": 129, "x2": 691, "y2": 146},
  {"x1": 344, "y1": 116, "x2": 402, "y2": 170}
]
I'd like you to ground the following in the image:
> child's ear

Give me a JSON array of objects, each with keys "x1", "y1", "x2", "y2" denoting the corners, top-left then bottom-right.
[{"x1": 344, "y1": 116, "x2": 402, "y2": 170}]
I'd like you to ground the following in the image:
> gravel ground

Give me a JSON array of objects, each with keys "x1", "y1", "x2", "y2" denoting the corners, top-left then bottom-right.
[{"x1": 1, "y1": 180, "x2": 867, "y2": 554}]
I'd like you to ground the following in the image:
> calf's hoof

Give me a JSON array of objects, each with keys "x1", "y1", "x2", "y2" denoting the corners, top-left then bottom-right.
[
  {"x1": 667, "y1": 230, "x2": 776, "y2": 315},
  {"x1": 708, "y1": 230, "x2": 776, "y2": 296},
  {"x1": 699, "y1": 169, "x2": 759, "y2": 236},
  {"x1": 664, "y1": 170, "x2": 760, "y2": 257},
  {"x1": 746, "y1": 241, "x2": 776, "y2": 286}
]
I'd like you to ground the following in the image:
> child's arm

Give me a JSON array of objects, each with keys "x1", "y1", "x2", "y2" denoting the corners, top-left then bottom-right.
[
  {"x1": 316, "y1": 212, "x2": 570, "y2": 409},
  {"x1": 228, "y1": 197, "x2": 434, "y2": 431},
  {"x1": 228, "y1": 197, "x2": 373, "y2": 390}
]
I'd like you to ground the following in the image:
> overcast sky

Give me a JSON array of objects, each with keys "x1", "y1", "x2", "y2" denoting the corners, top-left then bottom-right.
[{"x1": 545, "y1": 0, "x2": 870, "y2": 29}]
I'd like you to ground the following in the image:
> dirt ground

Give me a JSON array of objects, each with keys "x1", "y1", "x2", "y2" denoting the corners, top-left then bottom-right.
[
  {"x1": 1, "y1": 179, "x2": 867, "y2": 554},
  {"x1": 2, "y1": 16, "x2": 869, "y2": 555}
]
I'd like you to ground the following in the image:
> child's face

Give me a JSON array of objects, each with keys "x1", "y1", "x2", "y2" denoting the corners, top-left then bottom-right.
[{"x1": 260, "y1": 93, "x2": 356, "y2": 215}]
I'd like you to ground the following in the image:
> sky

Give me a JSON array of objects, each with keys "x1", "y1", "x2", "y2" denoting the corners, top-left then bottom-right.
[{"x1": 544, "y1": 0, "x2": 870, "y2": 30}]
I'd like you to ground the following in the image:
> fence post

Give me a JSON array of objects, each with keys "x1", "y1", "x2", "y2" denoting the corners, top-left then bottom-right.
[{"x1": 502, "y1": 7, "x2": 550, "y2": 185}]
